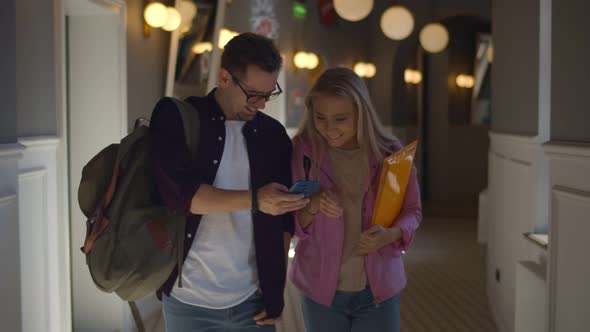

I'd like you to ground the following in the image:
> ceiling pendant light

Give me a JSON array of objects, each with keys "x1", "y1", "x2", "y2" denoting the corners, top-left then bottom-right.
[{"x1": 380, "y1": 5, "x2": 414, "y2": 40}]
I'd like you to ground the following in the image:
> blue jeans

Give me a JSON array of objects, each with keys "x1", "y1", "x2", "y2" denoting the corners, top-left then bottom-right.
[
  {"x1": 301, "y1": 288, "x2": 401, "y2": 332},
  {"x1": 162, "y1": 292, "x2": 275, "y2": 332}
]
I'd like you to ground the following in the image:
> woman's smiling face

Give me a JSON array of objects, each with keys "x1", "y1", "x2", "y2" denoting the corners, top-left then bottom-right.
[{"x1": 313, "y1": 95, "x2": 359, "y2": 150}]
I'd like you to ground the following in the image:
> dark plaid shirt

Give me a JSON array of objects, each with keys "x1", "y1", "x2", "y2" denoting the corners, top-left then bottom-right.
[{"x1": 149, "y1": 89, "x2": 294, "y2": 318}]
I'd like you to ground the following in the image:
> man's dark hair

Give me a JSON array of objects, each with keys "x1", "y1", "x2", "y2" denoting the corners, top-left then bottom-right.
[{"x1": 221, "y1": 32, "x2": 282, "y2": 79}]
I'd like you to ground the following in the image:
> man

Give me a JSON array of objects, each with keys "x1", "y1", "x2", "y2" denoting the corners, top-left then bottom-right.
[{"x1": 150, "y1": 33, "x2": 308, "y2": 331}]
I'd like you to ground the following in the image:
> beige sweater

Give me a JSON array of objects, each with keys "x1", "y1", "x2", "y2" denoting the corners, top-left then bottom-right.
[{"x1": 328, "y1": 147, "x2": 368, "y2": 291}]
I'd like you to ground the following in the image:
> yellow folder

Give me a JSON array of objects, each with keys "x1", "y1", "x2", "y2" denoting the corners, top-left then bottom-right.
[{"x1": 371, "y1": 140, "x2": 418, "y2": 228}]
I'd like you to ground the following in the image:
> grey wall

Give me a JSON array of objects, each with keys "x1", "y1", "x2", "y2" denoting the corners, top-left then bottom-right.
[
  {"x1": 426, "y1": 51, "x2": 450, "y2": 202},
  {"x1": 222, "y1": 0, "x2": 370, "y2": 70},
  {"x1": 367, "y1": 0, "x2": 491, "y2": 212},
  {"x1": 551, "y1": 0, "x2": 590, "y2": 143},
  {"x1": 491, "y1": 0, "x2": 539, "y2": 135},
  {"x1": 0, "y1": 0, "x2": 17, "y2": 143},
  {"x1": 368, "y1": 0, "x2": 491, "y2": 127},
  {"x1": 126, "y1": 0, "x2": 171, "y2": 132},
  {"x1": 15, "y1": 0, "x2": 58, "y2": 137}
]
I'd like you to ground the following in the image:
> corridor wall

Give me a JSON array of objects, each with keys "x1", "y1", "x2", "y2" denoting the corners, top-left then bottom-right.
[{"x1": 484, "y1": 0, "x2": 590, "y2": 331}]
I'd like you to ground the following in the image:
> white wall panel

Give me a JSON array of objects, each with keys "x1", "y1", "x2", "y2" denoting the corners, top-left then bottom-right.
[
  {"x1": 18, "y1": 136, "x2": 69, "y2": 332},
  {"x1": 485, "y1": 133, "x2": 550, "y2": 332},
  {"x1": 0, "y1": 143, "x2": 24, "y2": 331},
  {"x1": 545, "y1": 143, "x2": 590, "y2": 332},
  {"x1": 515, "y1": 261, "x2": 547, "y2": 332},
  {"x1": 18, "y1": 168, "x2": 49, "y2": 332}
]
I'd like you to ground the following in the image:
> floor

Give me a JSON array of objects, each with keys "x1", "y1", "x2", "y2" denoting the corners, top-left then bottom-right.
[
  {"x1": 400, "y1": 217, "x2": 497, "y2": 331},
  {"x1": 135, "y1": 217, "x2": 497, "y2": 332}
]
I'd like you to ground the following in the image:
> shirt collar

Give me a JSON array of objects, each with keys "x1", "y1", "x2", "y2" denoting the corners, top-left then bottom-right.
[{"x1": 206, "y1": 88, "x2": 261, "y2": 133}]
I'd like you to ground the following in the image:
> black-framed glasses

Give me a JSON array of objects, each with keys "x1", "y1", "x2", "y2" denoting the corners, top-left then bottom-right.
[{"x1": 229, "y1": 72, "x2": 282, "y2": 103}]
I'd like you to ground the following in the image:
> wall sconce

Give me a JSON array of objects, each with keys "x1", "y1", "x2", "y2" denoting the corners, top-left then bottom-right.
[
  {"x1": 354, "y1": 62, "x2": 376, "y2": 78},
  {"x1": 380, "y1": 6, "x2": 414, "y2": 40},
  {"x1": 456, "y1": 74, "x2": 474, "y2": 88},
  {"x1": 192, "y1": 42, "x2": 213, "y2": 54},
  {"x1": 219, "y1": 28, "x2": 239, "y2": 49},
  {"x1": 404, "y1": 69, "x2": 422, "y2": 84},
  {"x1": 294, "y1": 51, "x2": 319, "y2": 70},
  {"x1": 144, "y1": 1, "x2": 183, "y2": 37}
]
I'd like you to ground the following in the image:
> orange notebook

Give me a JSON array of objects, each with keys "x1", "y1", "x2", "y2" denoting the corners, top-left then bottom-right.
[{"x1": 371, "y1": 140, "x2": 418, "y2": 228}]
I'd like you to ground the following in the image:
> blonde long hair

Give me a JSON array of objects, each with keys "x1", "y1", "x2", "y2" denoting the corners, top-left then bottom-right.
[{"x1": 294, "y1": 67, "x2": 400, "y2": 180}]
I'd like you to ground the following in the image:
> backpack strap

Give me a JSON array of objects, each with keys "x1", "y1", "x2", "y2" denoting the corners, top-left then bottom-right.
[
  {"x1": 171, "y1": 98, "x2": 200, "y2": 161},
  {"x1": 169, "y1": 98, "x2": 200, "y2": 289},
  {"x1": 128, "y1": 301, "x2": 146, "y2": 332},
  {"x1": 81, "y1": 156, "x2": 121, "y2": 255}
]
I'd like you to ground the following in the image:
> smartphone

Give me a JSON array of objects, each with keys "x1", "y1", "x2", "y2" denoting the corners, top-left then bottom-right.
[{"x1": 288, "y1": 180, "x2": 320, "y2": 198}]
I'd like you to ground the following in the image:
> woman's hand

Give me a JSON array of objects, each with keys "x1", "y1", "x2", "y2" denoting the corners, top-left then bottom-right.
[
  {"x1": 358, "y1": 225, "x2": 402, "y2": 255},
  {"x1": 297, "y1": 190, "x2": 343, "y2": 229},
  {"x1": 311, "y1": 190, "x2": 343, "y2": 218}
]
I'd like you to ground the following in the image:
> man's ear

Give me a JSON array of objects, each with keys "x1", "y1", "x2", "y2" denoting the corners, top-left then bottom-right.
[{"x1": 218, "y1": 68, "x2": 232, "y2": 88}]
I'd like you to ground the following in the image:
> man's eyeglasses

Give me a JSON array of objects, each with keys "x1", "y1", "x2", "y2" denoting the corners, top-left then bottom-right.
[{"x1": 229, "y1": 72, "x2": 282, "y2": 104}]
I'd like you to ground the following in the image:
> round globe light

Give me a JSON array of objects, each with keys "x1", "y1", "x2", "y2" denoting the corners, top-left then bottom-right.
[
  {"x1": 419, "y1": 23, "x2": 449, "y2": 53},
  {"x1": 144, "y1": 2, "x2": 168, "y2": 28},
  {"x1": 333, "y1": 0, "x2": 373, "y2": 22},
  {"x1": 380, "y1": 6, "x2": 414, "y2": 40},
  {"x1": 163, "y1": 7, "x2": 182, "y2": 31},
  {"x1": 178, "y1": 1, "x2": 197, "y2": 34}
]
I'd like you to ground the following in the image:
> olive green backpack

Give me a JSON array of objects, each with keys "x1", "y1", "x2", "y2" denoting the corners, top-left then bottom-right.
[{"x1": 77, "y1": 97, "x2": 199, "y2": 331}]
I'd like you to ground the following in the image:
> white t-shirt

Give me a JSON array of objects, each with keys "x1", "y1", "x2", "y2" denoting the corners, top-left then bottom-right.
[{"x1": 171, "y1": 120, "x2": 258, "y2": 309}]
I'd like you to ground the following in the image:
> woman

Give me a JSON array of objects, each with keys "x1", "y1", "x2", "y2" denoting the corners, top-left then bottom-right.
[{"x1": 290, "y1": 67, "x2": 422, "y2": 331}]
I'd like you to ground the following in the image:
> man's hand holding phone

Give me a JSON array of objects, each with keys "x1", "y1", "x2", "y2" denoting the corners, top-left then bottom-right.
[
  {"x1": 257, "y1": 182, "x2": 309, "y2": 216},
  {"x1": 288, "y1": 180, "x2": 320, "y2": 198}
]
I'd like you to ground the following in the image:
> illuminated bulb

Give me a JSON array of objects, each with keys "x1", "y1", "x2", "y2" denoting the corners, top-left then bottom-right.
[
  {"x1": 192, "y1": 41, "x2": 213, "y2": 54},
  {"x1": 162, "y1": 7, "x2": 182, "y2": 31},
  {"x1": 419, "y1": 23, "x2": 449, "y2": 53},
  {"x1": 294, "y1": 52, "x2": 309, "y2": 69},
  {"x1": 380, "y1": 6, "x2": 414, "y2": 40},
  {"x1": 144, "y1": 2, "x2": 168, "y2": 28},
  {"x1": 219, "y1": 28, "x2": 239, "y2": 49},
  {"x1": 333, "y1": 0, "x2": 373, "y2": 22},
  {"x1": 456, "y1": 74, "x2": 474, "y2": 88},
  {"x1": 354, "y1": 62, "x2": 367, "y2": 77},
  {"x1": 404, "y1": 69, "x2": 422, "y2": 84},
  {"x1": 307, "y1": 53, "x2": 319, "y2": 70}
]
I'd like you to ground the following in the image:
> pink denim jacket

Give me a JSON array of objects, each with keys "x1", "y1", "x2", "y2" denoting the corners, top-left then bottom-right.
[{"x1": 289, "y1": 136, "x2": 422, "y2": 306}]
